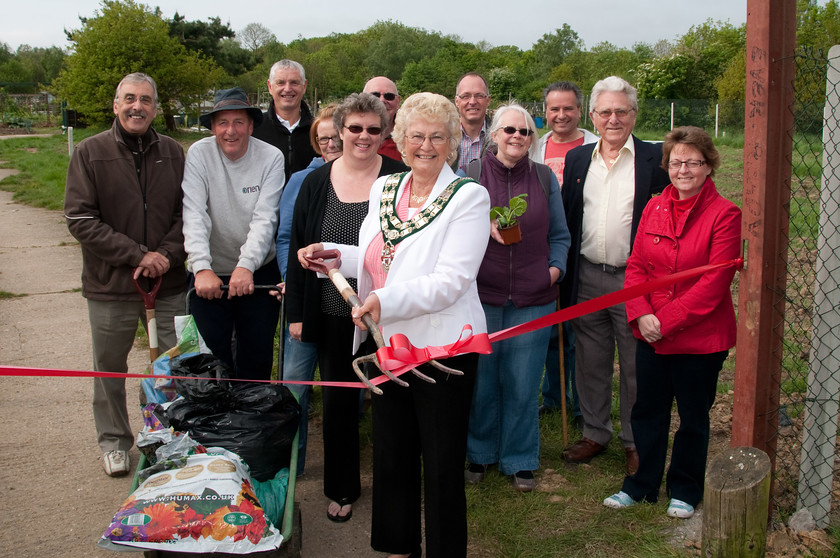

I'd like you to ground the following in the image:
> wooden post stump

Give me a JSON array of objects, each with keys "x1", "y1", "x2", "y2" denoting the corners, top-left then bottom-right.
[{"x1": 702, "y1": 446, "x2": 771, "y2": 557}]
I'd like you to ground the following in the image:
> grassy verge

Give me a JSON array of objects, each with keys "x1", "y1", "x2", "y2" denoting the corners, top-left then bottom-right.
[{"x1": 0, "y1": 126, "x2": 208, "y2": 210}]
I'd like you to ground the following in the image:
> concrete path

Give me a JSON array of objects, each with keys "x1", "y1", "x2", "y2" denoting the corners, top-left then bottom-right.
[{"x1": 0, "y1": 183, "x2": 377, "y2": 557}]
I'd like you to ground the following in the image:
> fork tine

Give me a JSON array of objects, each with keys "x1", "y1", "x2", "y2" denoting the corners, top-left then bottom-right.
[
  {"x1": 428, "y1": 360, "x2": 464, "y2": 376},
  {"x1": 352, "y1": 355, "x2": 383, "y2": 395},
  {"x1": 409, "y1": 367, "x2": 436, "y2": 383}
]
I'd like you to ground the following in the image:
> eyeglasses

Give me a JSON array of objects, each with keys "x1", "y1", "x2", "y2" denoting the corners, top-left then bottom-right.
[
  {"x1": 501, "y1": 126, "x2": 534, "y2": 137},
  {"x1": 668, "y1": 159, "x2": 706, "y2": 169},
  {"x1": 457, "y1": 93, "x2": 489, "y2": 101},
  {"x1": 406, "y1": 134, "x2": 449, "y2": 146},
  {"x1": 369, "y1": 91, "x2": 397, "y2": 101},
  {"x1": 344, "y1": 125, "x2": 382, "y2": 135},
  {"x1": 272, "y1": 79, "x2": 304, "y2": 88},
  {"x1": 121, "y1": 94, "x2": 155, "y2": 106},
  {"x1": 593, "y1": 108, "x2": 635, "y2": 119},
  {"x1": 316, "y1": 135, "x2": 338, "y2": 146}
]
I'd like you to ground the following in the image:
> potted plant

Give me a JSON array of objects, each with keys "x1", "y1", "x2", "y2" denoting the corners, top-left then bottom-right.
[{"x1": 490, "y1": 193, "x2": 528, "y2": 245}]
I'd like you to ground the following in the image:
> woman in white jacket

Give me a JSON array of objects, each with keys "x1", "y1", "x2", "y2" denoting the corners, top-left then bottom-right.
[{"x1": 297, "y1": 92, "x2": 490, "y2": 558}]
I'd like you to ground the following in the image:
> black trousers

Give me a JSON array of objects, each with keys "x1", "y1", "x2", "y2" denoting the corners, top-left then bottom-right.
[
  {"x1": 316, "y1": 313, "x2": 367, "y2": 504},
  {"x1": 370, "y1": 353, "x2": 478, "y2": 558},
  {"x1": 188, "y1": 260, "x2": 281, "y2": 381},
  {"x1": 622, "y1": 340, "x2": 727, "y2": 507}
]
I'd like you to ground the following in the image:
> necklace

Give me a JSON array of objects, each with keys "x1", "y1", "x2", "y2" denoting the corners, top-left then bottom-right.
[
  {"x1": 410, "y1": 191, "x2": 430, "y2": 204},
  {"x1": 409, "y1": 177, "x2": 432, "y2": 204}
]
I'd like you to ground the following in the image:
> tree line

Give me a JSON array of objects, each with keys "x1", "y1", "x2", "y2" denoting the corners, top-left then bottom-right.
[{"x1": 1, "y1": 0, "x2": 838, "y2": 131}]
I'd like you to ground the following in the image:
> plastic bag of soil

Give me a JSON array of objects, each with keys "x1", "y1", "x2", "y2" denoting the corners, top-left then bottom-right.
[
  {"x1": 99, "y1": 447, "x2": 284, "y2": 553},
  {"x1": 164, "y1": 364, "x2": 300, "y2": 482}
]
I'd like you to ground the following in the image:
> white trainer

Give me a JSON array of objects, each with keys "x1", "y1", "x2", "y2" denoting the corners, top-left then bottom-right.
[
  {"x1": 666, "y1": 498, "x2": 695, "y2": 519},
  {"x1": 103, "y1": 450, "x2": 130, "y2": 477}
]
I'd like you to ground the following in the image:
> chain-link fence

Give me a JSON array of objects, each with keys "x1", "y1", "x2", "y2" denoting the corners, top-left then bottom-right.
[{"x1": 771, "y1": 46, "x2": 840, "y2": 528}]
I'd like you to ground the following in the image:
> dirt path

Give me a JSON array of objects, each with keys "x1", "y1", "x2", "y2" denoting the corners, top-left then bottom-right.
[{"x1": 0, "y1": 187, "x2": 378, "y2": 557}]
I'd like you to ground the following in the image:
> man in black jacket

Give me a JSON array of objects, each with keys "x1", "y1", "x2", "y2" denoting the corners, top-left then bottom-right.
[
  {"x1": 252, "y1": 59, "x2": 317, "y2": 181},
  {"x1": 560, "y1": 76, "x2": 670, "y2": 477}
]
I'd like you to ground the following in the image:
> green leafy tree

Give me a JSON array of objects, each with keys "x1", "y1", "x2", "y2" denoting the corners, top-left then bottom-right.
[
  {"x1": 0, "y1": 59, "x2": 32, "y2": 92},
  {"x1": 531, "y1": 24, "x2": 584, "y2": 78},
  {"x1": 793, "y1": 0, "x2": 840, "y2": 130},
  {"x1": 487, "y1": 67, "x2": 517, "y2": 102},
  {"x1": 169, "y1": 13, "x2": 255, "y2": 79},
  {"x1": 715, "y1": 49, "x2": 746, "y2": 128},
  {"x1": 0, "y1": 45, "x2": 66, "y2": 93},
  {"x1": 636, "y1": 19, "x2": 745, "y2": 101},
  {"x1": 54, "y1": 0, "x2": 224, "y2": 130},
  {"x1": 398, "y1": 40, "x2": 476, "y2": 97},
  {"x1": 797, "y1": 0, "x2": 840, "y2": 52},
  {"x1": 362, "y1": 20, "x2": 448, "y2": 81}
]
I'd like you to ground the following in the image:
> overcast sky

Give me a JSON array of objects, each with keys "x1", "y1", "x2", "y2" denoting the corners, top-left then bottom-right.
[{"x1": 5, "y1": 0, "x2": 746, "y2": 53}]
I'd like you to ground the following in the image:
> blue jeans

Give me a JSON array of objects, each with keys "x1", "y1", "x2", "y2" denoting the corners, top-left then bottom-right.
[
  {"x1": 467, "y1": 301, "x2": 554, "y2": 475},
  {"x1": 282, "y1": 326, "x2": 319, "y2": 475},
  {"x1": 542, "y1": 321, "x2": 580, "y2": 416}
]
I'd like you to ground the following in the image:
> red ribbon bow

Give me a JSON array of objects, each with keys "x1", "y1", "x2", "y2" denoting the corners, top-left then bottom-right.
[{"x1": 375, "y1": 325, "x2": 492, "y2": 374}]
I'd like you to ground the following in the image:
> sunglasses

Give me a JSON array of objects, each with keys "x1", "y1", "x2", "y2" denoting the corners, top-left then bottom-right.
[
  {"x1": 501, "y1": 126, "x2": 534, "y2": 136},
  {"x1": 344, "y1": 124, "x2": 382, "y2": 135},
  {"x1": 369, "y1": 91, "x2": 397, "y2": 101}
]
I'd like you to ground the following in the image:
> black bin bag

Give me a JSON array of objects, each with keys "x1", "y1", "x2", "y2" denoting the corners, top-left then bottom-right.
[{"x1": 165, "y1": 354, "x2": 301, "y2": 481}]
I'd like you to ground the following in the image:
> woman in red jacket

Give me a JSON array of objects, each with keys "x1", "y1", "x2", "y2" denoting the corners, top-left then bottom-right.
[{"x1": 602, "y1": 126, "x2": 741, "y2": 519}]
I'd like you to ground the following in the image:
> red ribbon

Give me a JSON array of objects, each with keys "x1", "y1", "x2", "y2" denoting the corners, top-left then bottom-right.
[
  {"x1": 0, "y1": 258, "x2": 742, "y2": 387},
  {"x1": 0, "y1": 366, "x2": 367, "y2": 389},
  {"x1": 372, "y1": 258, "x2": 743, "y2": 372}
]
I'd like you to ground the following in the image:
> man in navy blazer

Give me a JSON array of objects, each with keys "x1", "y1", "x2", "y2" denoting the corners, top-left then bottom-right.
[{"x1": 560, "y1": 76, "x2": 670, "y2": 476}]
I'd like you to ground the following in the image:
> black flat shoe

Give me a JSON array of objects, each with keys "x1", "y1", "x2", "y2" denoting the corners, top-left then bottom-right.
[{"x1": 326, "y1": 498, "x2": 353, "y2": 523}]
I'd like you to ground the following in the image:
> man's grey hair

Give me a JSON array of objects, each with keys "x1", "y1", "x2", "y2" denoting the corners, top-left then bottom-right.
[
  {"x1": 589, "y1": 76, "x2": 638, "y2": 112},
  {"x1": 543, "y1": 81, "x2": 583, "y2": 109},
  {"x1": 269, "y1": 59, "x2": 306, "y2": 82},
  {"x1": 114, "y1": 73, "x2": 158, "y2": 103}
]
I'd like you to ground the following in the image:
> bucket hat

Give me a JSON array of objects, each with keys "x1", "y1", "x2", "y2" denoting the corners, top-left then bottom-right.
[{"x1": 200, "y1": 87, "x2": 263, "y2": 128}]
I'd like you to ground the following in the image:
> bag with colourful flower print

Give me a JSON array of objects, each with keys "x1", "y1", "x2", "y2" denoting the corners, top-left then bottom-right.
[{"x1": 98, "y1": 447, "x2": 284, "y2": 553}]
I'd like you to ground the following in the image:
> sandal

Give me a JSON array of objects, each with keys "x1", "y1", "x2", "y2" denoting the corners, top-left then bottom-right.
[{"x1": 326, "y1": 498, "x2": 353, "y2": 523}]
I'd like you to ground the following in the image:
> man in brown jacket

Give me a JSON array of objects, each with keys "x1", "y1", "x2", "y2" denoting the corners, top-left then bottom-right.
[{"x1": 64, "y1": 73, "x2": 187, "y2": 477}]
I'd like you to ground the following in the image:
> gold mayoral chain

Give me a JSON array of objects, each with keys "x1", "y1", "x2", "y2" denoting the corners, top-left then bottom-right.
[{"x1": 378, "y1": 172, "x2": 473, "y2": 271}]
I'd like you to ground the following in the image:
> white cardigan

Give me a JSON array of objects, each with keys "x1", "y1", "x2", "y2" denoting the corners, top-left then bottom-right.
[{"x1": 325, "y1": 164, "x2": 491, "y2": 354}]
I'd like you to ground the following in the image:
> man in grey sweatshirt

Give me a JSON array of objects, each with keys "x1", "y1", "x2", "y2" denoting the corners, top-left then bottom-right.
[{"x1": 182, "y1": 88, "x2": 285, "y2": 380}]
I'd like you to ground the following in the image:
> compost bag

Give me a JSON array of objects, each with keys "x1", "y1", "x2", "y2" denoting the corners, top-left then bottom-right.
[
  {"x1": 165, "y1": 355, "x2": 300, "y2": 482},
  {"x1": 99, "y1": 447, "x2": 284, "y2": 553}
]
